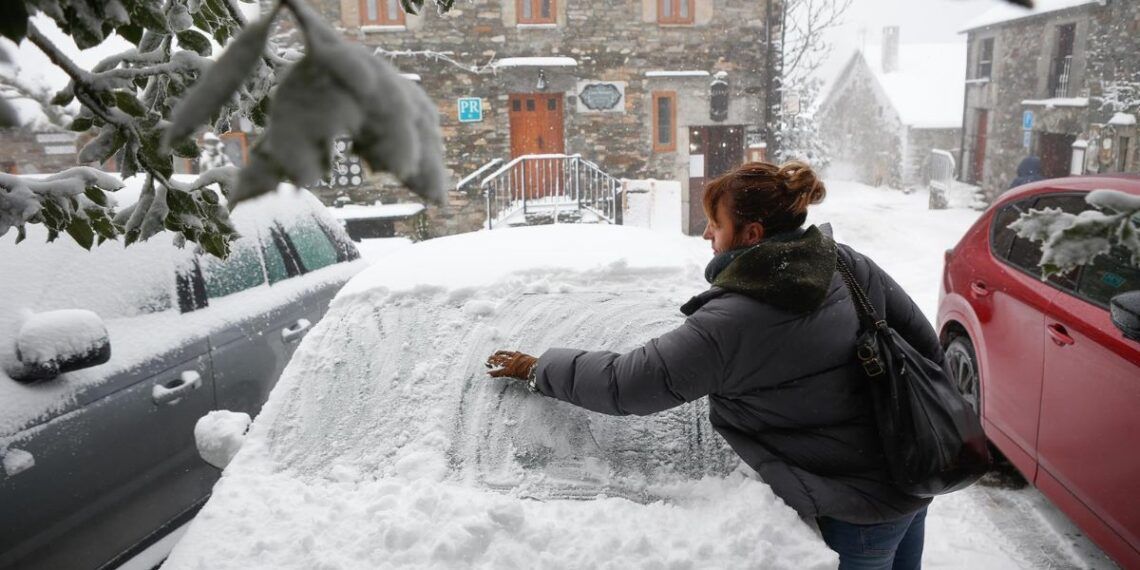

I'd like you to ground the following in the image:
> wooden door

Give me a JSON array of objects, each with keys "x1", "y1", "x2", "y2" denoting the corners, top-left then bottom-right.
[
  {"x1": 1040, "y1": 133, "x2": 1076, "y2": 179},
  {"x1": 973, "y1": 110, "x2": 988, "y2": 184},
  {"x1": 509, "y1": 93, "x2": 565, "y2": 199},
  {"x1": 687, "y1": 125, "x2": 744, "y2": 235}
]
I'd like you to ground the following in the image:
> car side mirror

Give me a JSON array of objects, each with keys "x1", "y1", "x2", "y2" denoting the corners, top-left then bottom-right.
[
  {"x1": 9, "y1": 310, "x2": 111, "y2": 383},
  {"x1": 1110, "y1": 291, "x2": 1140, "y2": 342}
]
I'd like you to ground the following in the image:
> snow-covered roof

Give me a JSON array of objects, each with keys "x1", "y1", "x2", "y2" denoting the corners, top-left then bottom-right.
[
  {"x1": 645, "y1": 70, "x2": 710, "y2": 78},
  {"x1": 961, "y1": 0, "x2": 1098, "y2": 33},
  {"x1": 852, "y1": 44, "x2": 967, "y2": 129},
  {"x1": 328, "y1": 202, "x2": 426, "y2": 221},
  {"x1": 490, "y1": 57, "x2": 577, "y2": 69}
]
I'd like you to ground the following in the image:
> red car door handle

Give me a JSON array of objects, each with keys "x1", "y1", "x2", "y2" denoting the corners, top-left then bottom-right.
[
  {"x1": 1047, "y1": 324, "x2": 1075, "y2": 346},
  {"x1": 970, "y1": 281, "x2": 990, "y2": 297}
]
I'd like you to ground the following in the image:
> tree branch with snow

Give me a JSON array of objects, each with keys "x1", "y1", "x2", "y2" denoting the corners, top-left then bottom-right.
[
  {"x1": 0, "y1": 0, "x2": 453, "y2": 258},
  {"x1": 1010, "y1": 190, "x2": 1140, "y2": 277}
]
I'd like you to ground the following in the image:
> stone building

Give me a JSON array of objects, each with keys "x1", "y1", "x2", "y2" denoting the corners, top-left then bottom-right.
[
  {"x1": 294, "y1": 0, "x2": 782, "y2": 235},
  {"x1": 817, "y1": 27, "x2": 965, "y2": 190},
  {"x1": 960, "y1": 0, "x2": 1140, "y2": 200}
]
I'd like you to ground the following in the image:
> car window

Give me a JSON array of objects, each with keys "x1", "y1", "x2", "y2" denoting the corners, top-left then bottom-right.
[
  {"x1": 996, "y1": 194, "x2": 1086, "y2": 289},
  {"x1": 990, "y1": 200, "x2": 1026, "y2": 260},
  {"x1": 284, "y1": 220, "x2": 339, "y2": 273},
  {"x1": 200, "y1": 240, "x2": 266, "y2": 299},
  {"x1": 1074, "y1": 246, "x2": 1140, "y2": 309}
]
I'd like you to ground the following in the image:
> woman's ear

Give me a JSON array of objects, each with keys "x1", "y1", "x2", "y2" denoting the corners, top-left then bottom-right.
[{"x1": 743, "y1": 222, "x2": 765, "y2": 246}]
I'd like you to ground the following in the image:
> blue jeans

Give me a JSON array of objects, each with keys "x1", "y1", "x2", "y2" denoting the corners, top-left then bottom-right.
[{"x1": 817, "y1": 507, "x2": 928, "y2": 570}]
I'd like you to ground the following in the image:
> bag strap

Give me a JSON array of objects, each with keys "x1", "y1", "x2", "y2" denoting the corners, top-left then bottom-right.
[{"x1": 835, "y1": 251, "x2": 884, "y2": 332}]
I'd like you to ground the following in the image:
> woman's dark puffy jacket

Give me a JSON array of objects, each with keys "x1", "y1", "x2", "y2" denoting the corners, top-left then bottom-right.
[{"x1": 534, "y1": 225, "x2": 936, "y2": 524}]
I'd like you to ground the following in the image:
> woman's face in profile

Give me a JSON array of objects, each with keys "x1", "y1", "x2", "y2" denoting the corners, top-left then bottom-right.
[{"x1": 703, "y1": 197, "x2": 762, "y2": 255}]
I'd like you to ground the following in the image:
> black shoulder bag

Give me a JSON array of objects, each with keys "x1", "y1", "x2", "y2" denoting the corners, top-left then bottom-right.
[{"x1": 836, "y1": 252, "x2": 991, "y2": 497}]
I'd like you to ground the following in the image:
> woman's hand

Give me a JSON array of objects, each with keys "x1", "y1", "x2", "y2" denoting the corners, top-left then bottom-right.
[{"x1": 485, "y1": 350, "x2": 538, "y2": 381}]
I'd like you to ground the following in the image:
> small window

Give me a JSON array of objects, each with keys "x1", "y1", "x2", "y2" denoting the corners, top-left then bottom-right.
[
  {"x1": 360, "y1": 0, "x2": 405, "y2": 25},
  {"x1": 285, "y1": 221, "x2": 339, "y2": 273},
  {"x1": 547, "y1": 98, "x2": 557, "y2": 111},
  {"x1": 526, "y1": 99, "x2": 536, "y2": 111},
  {"x1": 200, "y1": 241, "x2": 266, "y2": 299},
  {"x1": 976, "y1": 38, "x2": 994, "y2": 79},
  {"x1": 518, "y1": 0, "x2": 554, "y2": 24},
  {"x1": 512, "y1": 99, "x2": 521, "y2": 112},
  {"x1": 1075, "y1": 246, "x2": 1140, "y2": 308},
  {"x1": 652, "y1": 91, "x2": 677, "y2": 152},
  {"x1": 658, "y1": 0, "x2": 694, "y2": 25}
]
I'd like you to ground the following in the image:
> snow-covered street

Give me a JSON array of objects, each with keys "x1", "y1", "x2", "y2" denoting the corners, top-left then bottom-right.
[{"x1": 162, "y1": 180, "x2": 1117, "y2": 569}]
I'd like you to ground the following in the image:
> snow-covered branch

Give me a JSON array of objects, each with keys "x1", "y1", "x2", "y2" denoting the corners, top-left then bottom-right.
[
  {"x1": 1010, "y1": 190, "x2": 1140, "y2": 277},
  {"x1": 372, "y1": 47, "x2": 496, "y2": 75},
  {"x1": 783, "y1": 0, "x2": 851, "y2": 83},
  {"x1": 3, "y1": 0, "x2": 454, "y2": 257}
]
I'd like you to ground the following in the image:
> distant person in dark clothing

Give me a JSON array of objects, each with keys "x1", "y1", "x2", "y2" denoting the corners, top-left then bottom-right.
[{"x1": 1009, "y1": 156, "x2": 1045, "y2": 189}]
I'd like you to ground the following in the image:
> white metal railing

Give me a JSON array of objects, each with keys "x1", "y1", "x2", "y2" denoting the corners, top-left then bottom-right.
[
  {"x1": 480, "y1": 154, "x2": 623, "y2": 229},
  {"x1": 456, "y1": 158, "x2": 503, "y2": 192}
]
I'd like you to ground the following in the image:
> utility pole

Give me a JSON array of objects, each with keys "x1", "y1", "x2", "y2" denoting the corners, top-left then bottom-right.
[{"x1": 764, "y1": 0, "x2": 784, "y2": 161}]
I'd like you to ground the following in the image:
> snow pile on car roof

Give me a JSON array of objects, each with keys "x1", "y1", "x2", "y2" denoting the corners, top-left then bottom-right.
[{"x1": 338, "y1": 224, "x2": 710, "y2": 299}]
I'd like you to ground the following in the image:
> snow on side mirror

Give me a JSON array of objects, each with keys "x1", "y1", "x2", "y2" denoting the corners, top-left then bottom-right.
[
  {"x1": 9, "y1": 310, "x2": 111, "y2": 384},
  {"x1": 1110, "y1": 291, "x2": 1140, "y2": 342},
  {"x1": 195, "y1": 410, "x2": 252, "y2": 470}
]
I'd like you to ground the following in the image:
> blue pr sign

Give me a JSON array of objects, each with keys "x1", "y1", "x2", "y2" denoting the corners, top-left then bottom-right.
[
  {"x1": 1022, "y1": 110, "x2": 1034, "y2": 131},
  {"x1": 458, "y1": 98, "x2": 483, "y2": 123}
]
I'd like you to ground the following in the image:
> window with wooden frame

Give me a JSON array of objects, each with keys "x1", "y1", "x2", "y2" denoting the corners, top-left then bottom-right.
[
  {"x1": 976, "y1": 38, "x2": 994, "y2": 79},
  {"x1": 658, "y1": 0, "x2": 694, "y2": 25},
  {"x1": 360, "y1": 0, "x2": 405, "y2": 26},
  {"x1": 652, "y1": 91, "x2": 677, "y2": 152},
  {"x1": 517, "y1": 0, "x2": 555, "y2": 24}
]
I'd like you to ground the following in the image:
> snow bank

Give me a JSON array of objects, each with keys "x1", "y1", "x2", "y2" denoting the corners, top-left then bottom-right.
[{"x1": 338, "y1": 225, "x2": 710, "y2": 298}]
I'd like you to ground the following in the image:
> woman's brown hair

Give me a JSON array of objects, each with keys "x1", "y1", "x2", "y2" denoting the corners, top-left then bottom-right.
[{"x1": 702, "y1": 160, "x2": 827, "y2": 236}]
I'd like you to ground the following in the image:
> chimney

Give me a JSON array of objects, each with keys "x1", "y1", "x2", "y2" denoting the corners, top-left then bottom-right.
[{"x1": 882, "y1": 26, "x2": 900, "y2": 73}]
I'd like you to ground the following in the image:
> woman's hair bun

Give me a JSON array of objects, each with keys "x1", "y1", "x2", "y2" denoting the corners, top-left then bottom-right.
[{"x1": 777, "y1": 160, "x2": 827, "y2": 213}]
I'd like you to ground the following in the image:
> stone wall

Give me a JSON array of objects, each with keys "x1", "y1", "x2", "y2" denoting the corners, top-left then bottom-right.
[
  {"x1": 963, "y1": 0, "x2": 1139, "y2": 201},
  {"x1": 817, "y1": 58, "x2": 904, "y2": 188},
  {"x1": 300, "y1": 0, "x2": 775, "y2": 237}
]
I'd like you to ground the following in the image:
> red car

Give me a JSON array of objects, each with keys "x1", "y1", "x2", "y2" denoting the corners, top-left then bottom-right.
[{"x1": 937, "y1": 174, "x2": 1140, "y2": 569}]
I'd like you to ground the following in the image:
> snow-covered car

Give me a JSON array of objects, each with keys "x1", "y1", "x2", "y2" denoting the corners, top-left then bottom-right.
[
  {"x1": 0, "y1": 178, "x2": 365, "y2": 570},
  {"x1": 160, "y1": 225, "x2": 839, "y2": 569}
]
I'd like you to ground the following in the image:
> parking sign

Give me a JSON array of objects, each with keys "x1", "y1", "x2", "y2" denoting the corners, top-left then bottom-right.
[{"x1": 458, "y1": 98, "x2": 483, "y2": 123}]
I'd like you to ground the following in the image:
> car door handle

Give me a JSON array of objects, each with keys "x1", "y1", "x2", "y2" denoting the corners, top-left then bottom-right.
[
  {"x1": 153, "y1": 371, "x2": 203, "y2": 406},
  {"x1": 970, "y1": 281, "x2": 991, "y2": 297},
  {"x1": 281, "y1": 319, "x2": 312, "y2": 343},
  {"x1": 1047, "y1": 323, "x2": 1075, "y2": 347}
]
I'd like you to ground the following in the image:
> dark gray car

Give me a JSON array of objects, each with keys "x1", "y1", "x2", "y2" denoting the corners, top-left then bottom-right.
[{"x1": 0, "y1": 182, "x2": 363, "y2": 570}]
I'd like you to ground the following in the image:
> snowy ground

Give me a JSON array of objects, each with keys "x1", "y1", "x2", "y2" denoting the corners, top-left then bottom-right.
[{"x1": 161, "y1": 180, "x2": 1117, "y2": 569}]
